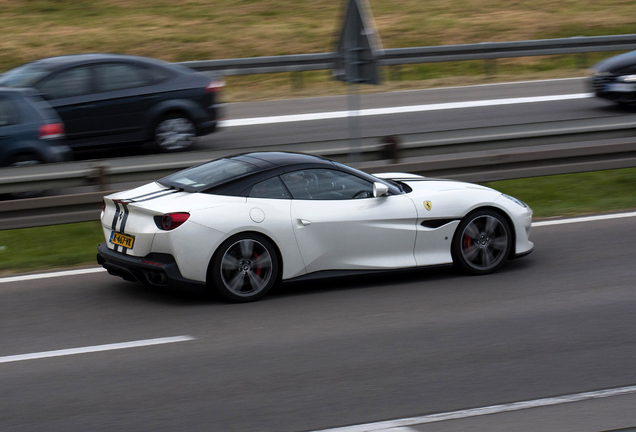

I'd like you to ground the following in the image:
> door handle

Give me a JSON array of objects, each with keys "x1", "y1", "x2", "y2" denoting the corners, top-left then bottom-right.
[{"x1": 299, "y1": 219, "x2": 311, "y2": 226}]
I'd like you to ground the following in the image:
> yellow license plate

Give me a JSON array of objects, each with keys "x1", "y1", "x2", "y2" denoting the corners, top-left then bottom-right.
[{"x1": 110, "y1": 231, "x2": 135, "y2": 249}]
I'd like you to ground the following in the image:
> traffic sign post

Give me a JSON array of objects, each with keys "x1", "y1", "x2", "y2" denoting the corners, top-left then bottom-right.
[{"x1": 334, "y1": 0, "x2": 383, "y2": 162}]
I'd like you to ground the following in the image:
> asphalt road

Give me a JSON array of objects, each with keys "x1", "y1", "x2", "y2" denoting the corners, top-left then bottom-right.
[
  {"x1": 73, "y1": 77, "x2": 636, "y2": 160},
  {"x1": 1, "y1": 214, "x2": 635, "y2": 431},
  {"x1": 197, "y1": 77, "x2": 631, "y2": 150}
]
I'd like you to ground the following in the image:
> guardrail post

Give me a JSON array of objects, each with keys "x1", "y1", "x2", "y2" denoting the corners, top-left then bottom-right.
[
  {"x1": 92, "y1": 166, "x2": 107, "y2": 192},
  {"x1": 382, "y1": 135, "x2": 400, "y2": 163}
]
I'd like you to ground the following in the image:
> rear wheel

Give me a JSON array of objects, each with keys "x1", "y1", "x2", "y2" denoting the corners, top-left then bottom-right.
[
  {"x1": 452, "y1": 209, "x2": 512, "y2": 275},
  {"x1": 154, "y1": 114, "x2": 195, "y2": 151},
  {"x1": 210, "y1": 233, "x2": 280, "y2": 303}
]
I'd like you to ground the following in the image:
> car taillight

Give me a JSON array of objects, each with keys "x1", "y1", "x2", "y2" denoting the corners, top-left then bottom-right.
[
  {"x1": 205, "y1": 79, "x2": 225, "y2": 93},
  {"x1": 102, "y1": 199, "x2": 105, "y2": 212},
  {"x1": 38, "y1": 123, "x2": 65, "y2": 139},
  {"x1": 161, "y1": 213, "x2": 190, "y2": 230}
]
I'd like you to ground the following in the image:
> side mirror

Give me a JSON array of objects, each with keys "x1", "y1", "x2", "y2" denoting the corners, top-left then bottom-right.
[{"x1": 373, "y1": 182, "x2": 389, "y2": 197}]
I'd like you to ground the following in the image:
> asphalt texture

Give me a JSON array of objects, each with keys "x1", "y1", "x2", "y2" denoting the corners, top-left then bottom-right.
[
  {"x1": 72, "y1": 77, "x2": 636, "y2": 161},
  {"x1": 1, "y1": 215, "x2": 635, "y2": 431}
]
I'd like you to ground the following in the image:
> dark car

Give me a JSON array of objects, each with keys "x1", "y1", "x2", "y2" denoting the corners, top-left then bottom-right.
[
  {"x1": 589, "y1": 50, "x2": 636, "y2": 104},
  {"x1": 0, "y1": 54, "x2": 224, "y2": 152},
  {"x1": 0, "y1": 87, "x2": 70, "y2": 167}
]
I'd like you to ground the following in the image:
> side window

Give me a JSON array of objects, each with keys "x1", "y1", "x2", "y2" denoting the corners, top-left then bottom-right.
[
  {"x1": 94, "y1": 63, "x2": 151, "y2": 92},
  {"x1": 37, "y1": 67, "x2": 92, "y2": 99},
  {"x1": 249, "y1": 176, "x2": 291, "y2": 199},
  {"x1": 281, "y1": 169, "x2": 374, "y2": 200},
  {"x1": 0, "y1": 98, "x2": 17, "y2": 126}
]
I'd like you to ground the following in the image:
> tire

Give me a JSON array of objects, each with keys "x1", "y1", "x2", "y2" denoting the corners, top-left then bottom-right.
[
  {"x1": 153, "y1": 113, "x2": 196, "y2": 151},
  {"x1": 209, "y1": 233, "x2": 280, "y2": 303},
  {"x1": 451, "y1": 209, "x2": 512, "y2": 275},
  {"x1": 8, "y1": 153, "x2": 43, "y2": 167}
]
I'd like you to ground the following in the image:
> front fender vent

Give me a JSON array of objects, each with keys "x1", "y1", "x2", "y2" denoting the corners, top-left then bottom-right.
[{"x1": 421, "y1": 219, "x2": 457, "y2": 229}]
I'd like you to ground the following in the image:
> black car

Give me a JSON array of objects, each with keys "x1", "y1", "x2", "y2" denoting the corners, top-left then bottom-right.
[
  {"x1": 0, "y1": 87, "x2": 70, "y2": 167},
  {"x1": 589, "y1": 50, "x2": 636, "y2": 104},
  {"x1": 0, "y1": 54, "x2": 224, "y2": 152}
]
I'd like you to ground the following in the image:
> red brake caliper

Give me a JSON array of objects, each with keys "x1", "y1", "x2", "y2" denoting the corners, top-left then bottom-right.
[
  {"x1": 463, "y1": 234, "x2": 472, "y2": 249},
  {"x1": 254, "y1": 252, "x2": 261, "y2": 277}
]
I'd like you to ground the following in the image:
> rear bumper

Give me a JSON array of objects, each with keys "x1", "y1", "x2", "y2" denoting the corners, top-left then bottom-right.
[{"x1": 97, "y1": 242, "x2": 207, "y2": 292}]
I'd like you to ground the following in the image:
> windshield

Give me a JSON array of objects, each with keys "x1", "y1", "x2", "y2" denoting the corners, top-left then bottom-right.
[
  {"x1": 158, "y1": 158, "x2": 260, "y2": 192},
  {"x1": 0, "y1": 64, "x2": 50, "y2": 88}
]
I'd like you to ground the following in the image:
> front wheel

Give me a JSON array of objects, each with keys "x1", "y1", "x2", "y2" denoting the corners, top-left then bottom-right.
[
  {"x1": 154, "y1": 114, "x2": 196, "y2": 151},
  {"x1": 452, "y1": 209, "x2": 512, "y2": 275},
  {"x1": 209, "y1": 233, "x2": 280, "y2": 302}
]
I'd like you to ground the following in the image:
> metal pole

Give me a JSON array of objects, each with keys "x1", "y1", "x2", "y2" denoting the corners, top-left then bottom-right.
[
  {"x1": 348, "y1": 80, "x2": 360, "y2": 164},
  {"x1": 347, "y1": 45, "x2": 361, "y2": 164}
]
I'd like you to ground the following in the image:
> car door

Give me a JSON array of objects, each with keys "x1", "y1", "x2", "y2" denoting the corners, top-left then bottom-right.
[
  {"x1": 90, "y1": 62, "x2": 163, "y2": 142},
  {"x1": 281, "y1": 168, "x2": 419, "y2": 274},
  {"x1": 35, "y1": 66, "x2": 96, "y2": 144},
  {"x1": 0, "y1": 96, "x2": 20, "y2": 164}
]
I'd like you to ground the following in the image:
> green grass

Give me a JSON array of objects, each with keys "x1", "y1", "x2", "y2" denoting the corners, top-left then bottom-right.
[
  {"x1": 1, "y1": 0, "x2": 636, "y2": 101},
  {"x1": 0, "y1": 221, "x2": 104, "y2": 274},
  {"x1": 1, "y1": 167, "x2": 635, "y2": 275},
  {"x1": 483, "y1": 167, "x2": 636, "y2": 218}
]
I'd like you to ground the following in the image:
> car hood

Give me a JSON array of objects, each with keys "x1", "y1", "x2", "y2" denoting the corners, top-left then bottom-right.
[
  {"x1": 374, "y1": 172, "x2": 496, "y2": 194},
  {"x1": 593, "y1": 50, "x2": 636, "y2": 74}
]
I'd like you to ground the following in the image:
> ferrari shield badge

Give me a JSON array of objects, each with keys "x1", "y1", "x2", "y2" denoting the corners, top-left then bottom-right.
[{"x1": 424, "y1": 201, "x2": 432, "y2": 211}]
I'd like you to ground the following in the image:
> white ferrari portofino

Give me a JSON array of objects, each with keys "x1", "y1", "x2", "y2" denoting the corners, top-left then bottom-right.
[{"x1": 97, "y1": 152, "x2": 533, "y2": 302}]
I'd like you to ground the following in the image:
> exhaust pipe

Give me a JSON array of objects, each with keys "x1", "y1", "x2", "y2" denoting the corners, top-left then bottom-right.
[{"x1": 146, "y1": 271, "x2": 168, "y2": 286}]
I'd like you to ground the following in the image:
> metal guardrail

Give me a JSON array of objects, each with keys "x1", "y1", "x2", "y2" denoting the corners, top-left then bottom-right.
[
  {"x1": 2, "y1": 119, "x2": 636, "y2": 230},
  {"x1": 2, "y1": 114, "x2": 636, "y2": 194},
  {"x1": 3, "y1": 34, "x2": 636, "y2": 229},
  {"x1": 179, "y1": 34, "x2": 636, "y2": 75}
]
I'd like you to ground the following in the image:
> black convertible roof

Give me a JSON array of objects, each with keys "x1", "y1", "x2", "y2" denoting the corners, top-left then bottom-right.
[{"x1": 234, "y1": 152, "x2": 333, "y2": 168}]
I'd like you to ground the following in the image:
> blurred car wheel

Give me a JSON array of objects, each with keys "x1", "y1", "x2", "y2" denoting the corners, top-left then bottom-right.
[
  {"x1": 154, "y1": 114, "x2": 196, "y2": 151},
  {"x1": 210, "y1": 233, "x2": 280, "y2": 303}
]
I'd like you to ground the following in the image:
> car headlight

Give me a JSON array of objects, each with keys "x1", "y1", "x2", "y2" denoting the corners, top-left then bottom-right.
[
  {"x1": 618, "y1": 74, "x2": 636, "y2": 82},
  {"x1": 503, "y1": 194, "x2": 527, "y2": 208}
]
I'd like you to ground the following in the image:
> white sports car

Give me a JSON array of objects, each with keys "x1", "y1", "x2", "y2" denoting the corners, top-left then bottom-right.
[{"x1": 97, "y1": 152, "x2": 533, "y2": 302}]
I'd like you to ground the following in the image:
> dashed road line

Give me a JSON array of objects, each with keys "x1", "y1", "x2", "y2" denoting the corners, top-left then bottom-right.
[
  {"x1": 532, "y1": 211, "x2": 636, "y2": 227},
  {"x1": 0, "y1": 336, "x2": 195, "y2": 364},
  {"x1": 308, "y1": 385, "x2": 636, "y2": 431},
  {"x1": 0, "y1": 210, "x2": 633, "y2": 286},
  {"x1": 0, "y1": 267, "x2": 105, "y2": 284},
  {"x1": 221, "y1": 93, "x2": 593, "y2": 127}
]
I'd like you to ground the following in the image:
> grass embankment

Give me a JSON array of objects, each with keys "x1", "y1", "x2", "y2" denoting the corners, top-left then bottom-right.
[
  {"x1": 1, "y1": 167, "x2": 635, "y2": 275},
  {"x1": 2, "y1": 0, "x2": 636, "y2": 101}
]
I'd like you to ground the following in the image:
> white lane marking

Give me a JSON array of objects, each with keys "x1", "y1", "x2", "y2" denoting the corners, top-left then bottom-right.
[
  {"x1": 308, "y1": 384, "x2": 636, "y2": 432},
  {"x1": 0, "y1": 267, "x2": 106, "y2": 284},
  {"x1": 0, "y1": 336, "x2": 195, "y2": 364},
  {"x1": 0, "y1": 211, "x2": 634, "y2": 286},
  {"x1": 222, "y1": 93, "x2": 593, "y2": 127},
  {"x1": 375, "y1": 428, "x2": 419, "y2": 432},
  {"x1": 532, "y1": 211, "x2": 636, "y2": 227}
]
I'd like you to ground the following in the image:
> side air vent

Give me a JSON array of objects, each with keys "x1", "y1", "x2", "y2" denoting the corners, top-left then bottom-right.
[{"x1": 421, "y1": 219, "x2": 456, "y2": 229}]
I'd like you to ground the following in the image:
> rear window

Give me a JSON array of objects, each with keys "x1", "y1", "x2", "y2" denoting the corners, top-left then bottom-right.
[
  {"x1": 158, "y1": 158, "x2": 260, "y2": 192},
  {"x1": 0, "y1": 64, "x2": 50, "y2": 88}
]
